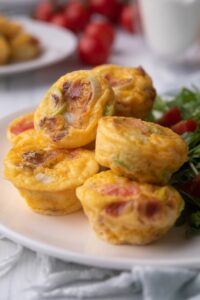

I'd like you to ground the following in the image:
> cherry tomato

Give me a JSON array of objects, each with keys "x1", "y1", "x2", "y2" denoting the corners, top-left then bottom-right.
[
  {"x1": 119, "y1": 3, "x2": 142, "y2": 33},
  {"x1": 89, "y1": 0, "x2": 122, "y2": 22},
  {"x1": 11, "y1": 120, "x2": 34, "y2": 135},
  {"x1": 34, "y1": 1, "x2": 55, "y2": 22},
  {"x1": 78, "y1": 35, "x2": 110, "y2": 65},
  {"x1": 84, "y1": 21, "x2": 115, "y2": 48},
  {"x1": 171, "y1": 119, "x2": 198, "y2": 135},
  {"x1": 64, "y1": 1, "x2": 91, "y2": 33},
  {"x1": 182, "y1": 174, "x2": 200, "y2": 198},
  {"x1": 50, "y1": 13, "x2": 67, "y2": 28},
  {"x1": 157, "y1": 107, "x2": 182, "y2": 127}
]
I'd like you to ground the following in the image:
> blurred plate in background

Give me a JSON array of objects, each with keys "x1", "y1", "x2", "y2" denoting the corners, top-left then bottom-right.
[
  {"x1": 0, "y1": 0, "x2": 40, "y2": 15},
  {"x1": 0, "y1": 16, "x2": 77, "y2": 76}
]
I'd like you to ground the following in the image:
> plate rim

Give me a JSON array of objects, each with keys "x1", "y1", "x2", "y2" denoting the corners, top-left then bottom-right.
[
  {"x1": 1, "y1": 107, "x2": 200, "y2": 270},
  {"x1": 1, "y1": 221, "x2": 200, "y2": 270}
]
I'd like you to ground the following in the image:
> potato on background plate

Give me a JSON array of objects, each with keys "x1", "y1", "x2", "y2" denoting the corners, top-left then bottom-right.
[
  {"x1": 0, "y1": 15, "x2": 41, "y2": 65},
  {"x1": 0, "y1": 35, "x2": 10, "y2": 65},
  {"x1": 10, "y1": 32, "x2": 41, "y2": 62},
  {"x1": 0, "y1": 16, "x2": 22, "y2": 38}
]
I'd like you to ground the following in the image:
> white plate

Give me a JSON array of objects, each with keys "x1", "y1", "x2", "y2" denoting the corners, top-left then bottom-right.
[
  {"x1": 0, "y1": 17, "x2": 77, "y2": 76},
  {"x1": 1, "y1": 109, "x2": 200, "y2": 270},
  {"x1": 0, "y1": 0, "x2": 38, "y2": 4}
]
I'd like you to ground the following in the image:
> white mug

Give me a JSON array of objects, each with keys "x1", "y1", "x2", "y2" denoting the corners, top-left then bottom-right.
[{"x1": 138, "y1": 0, "x2": 200, "y2": 56}]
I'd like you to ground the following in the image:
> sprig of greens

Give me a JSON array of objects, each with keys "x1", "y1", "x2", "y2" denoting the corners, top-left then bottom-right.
[
  {"x1": 171, "y1": 127, "x2": 200, "y2": 185},
  {"x1": 149, "y1": 87, "x2": 200, "y2": 123},
  {"x1": 150, "y1": 88, "x2": 200, "y2": 236}
]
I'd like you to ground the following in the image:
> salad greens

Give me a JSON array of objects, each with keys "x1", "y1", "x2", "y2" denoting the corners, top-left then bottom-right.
[
  {"x1": 151, "y1": 88, "x2": 200, "y2": 120},
  {"x1": 149, "y1": 88, "x2": 200, "y2": 236}
]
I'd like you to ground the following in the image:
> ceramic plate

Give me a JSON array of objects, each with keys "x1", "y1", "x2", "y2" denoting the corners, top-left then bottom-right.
[
  {"x1": 1, "y1": 109, "x2": 200, "y2": 270},
  {"x1": 0, "y1": 17, "x2": 77, "y2": 76}
]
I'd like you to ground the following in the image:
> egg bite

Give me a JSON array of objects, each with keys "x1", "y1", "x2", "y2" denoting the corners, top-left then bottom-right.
[
  {"x1": 10, "y1": 32, "x2": 41, "y2": 62},
  {"x1": 0, "y1": 16, "x2": 22, "y2": 38},
  {"x1": 95, "y1": 117, "x2": 188, "y2": 185},
  {"x1": 0, "y1": 35, "x2": 10, "y2": 65},
  {"x1": 34, "y1": 70, "x2": 115, "y2": 148},
  {"x1": 76, "y1": 171, "x2": 184, "y2": 245},
  {"x1": 7, "y1": 112, "x2": 34, "y2": 144},
  {"x1": 4, "y1": 135, "x2": 99, "y2": 215},
  {"x1": 93, "y1": 64, "x2": 156, "y2": 118},
  {"x1": 9, "y1": 130, "x2": 53, "y2": 151}
]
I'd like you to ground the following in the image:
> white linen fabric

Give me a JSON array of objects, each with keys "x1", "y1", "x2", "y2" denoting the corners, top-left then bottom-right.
[
  {"x1": 1, "y1": 241, "x2": 200, "y2": 300},
  {"x1": 0, "y1": 236, "x2": 23, "y2": 278}
]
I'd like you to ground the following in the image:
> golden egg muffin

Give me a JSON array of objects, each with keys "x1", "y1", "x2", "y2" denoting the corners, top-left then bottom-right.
[
  {"x1": 4, "y1": 137, "x2": 99, "y2": 215},
  {"x1": 76, "y1": 171, "x2": 184, "y2": 245},
  {"x1": 34, "y1": 70, "x2": 115, "y2": 148},
  {"x1": 7, "y1": 112, "x2": 34, "y2": 144},
  {"x1": 0, "y1": 35, "x2": 10, "y2": 65},
  {"x1": 95, "y1": 117, "x2": 188, "y2": 185},
  {"x1": 10, "y1": 32, "x2": 41, "y2": 62},
  {"x1": 0, "y1": 16, "x2": 22, "y2": 38},
  {"x1": 9, "y1": 131, "x2": 55, "y2": 154},
  {"x1": 93, "y1": 64, "x2": 156, "y2": 118}
]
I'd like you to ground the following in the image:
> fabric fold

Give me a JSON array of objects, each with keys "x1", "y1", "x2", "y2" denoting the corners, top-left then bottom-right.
[{"x1": 0, "y1": 237, "x2": 23, "y2": 278}]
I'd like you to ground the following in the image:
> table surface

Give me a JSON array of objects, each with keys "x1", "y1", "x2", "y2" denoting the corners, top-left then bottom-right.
[{"x1": 1, "y1": 29, "x2": 200, "y2": 300}]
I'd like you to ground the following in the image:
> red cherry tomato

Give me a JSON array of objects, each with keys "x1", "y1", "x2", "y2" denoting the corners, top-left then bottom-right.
[
  {"x1": 119, "y1": 3, "x2": 142, "y2": 33},
  {"x1": 50, "y1": 13, "x2": 67, "y2": 28},
  {"x1": 171, "y1": 119, "x2": 198, "y2": 135},
  {"x1": 34, "y1": 1, "x2": 55, "y2": 22},
  {"x1": 64, "y1": 1, "x2": 91, "y2": 33},
  {"x1": 89, "y1": 0, "x2": 122, "y2": 22},
  {"x1": 157, "y1": 107, "x2": 182, "y2": 127},
  {"x1": 78, "y1": 35, "x2": 110, "y2": 65},
  {"x1": 182, "y1": 174, "x2": 200, "y2": 198},
  {"x1": 11, "y1": 120, "x2": 34, "y2": 135},
  {"x1": 84, "y1": 21, "x2": 115, "y2": 48}
]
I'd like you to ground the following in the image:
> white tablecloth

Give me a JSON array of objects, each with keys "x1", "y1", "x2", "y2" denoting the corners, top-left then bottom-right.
[{"x1": 1, "y1": 30, "x2": 200, "y2": 300}]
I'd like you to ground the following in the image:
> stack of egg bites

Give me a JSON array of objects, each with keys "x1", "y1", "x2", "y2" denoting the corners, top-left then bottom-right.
[{"x1": 4, "y1": 64, "x2": 188, "y2": 245}]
